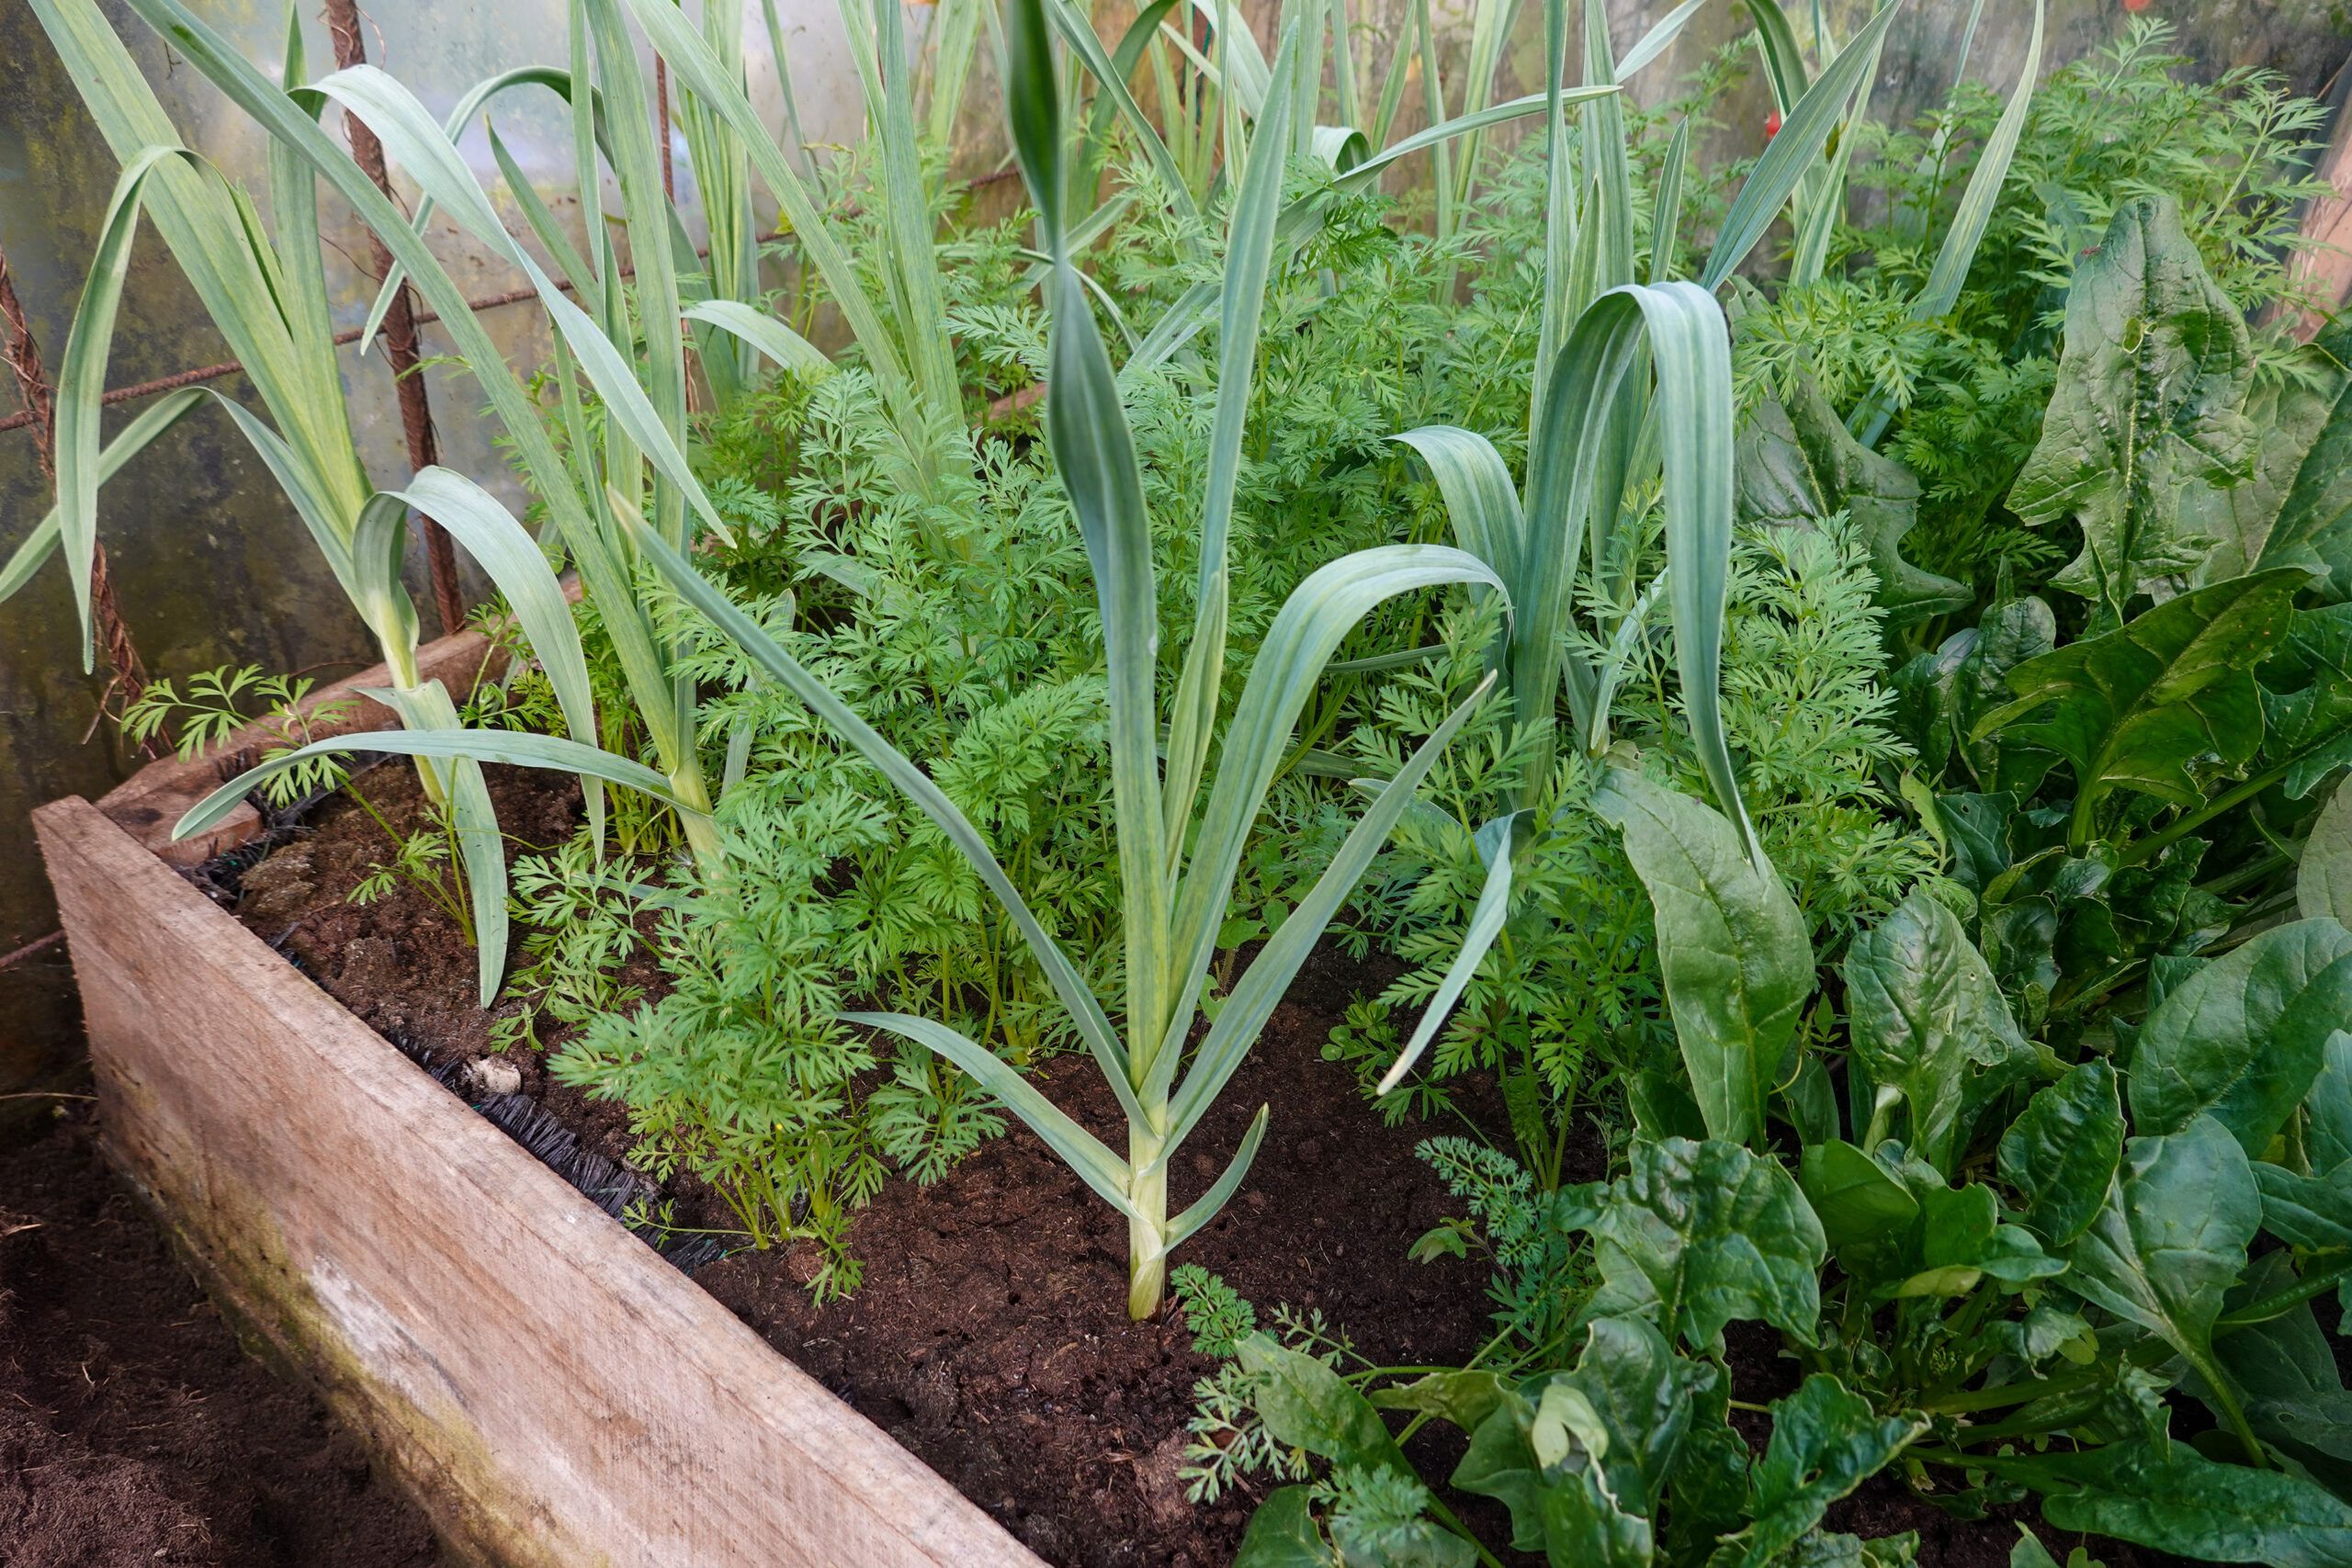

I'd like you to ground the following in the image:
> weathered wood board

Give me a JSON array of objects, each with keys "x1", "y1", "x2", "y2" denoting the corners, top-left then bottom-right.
[{"x1": 33, "y1": 785, "x2": 1045, "y2": 1568}]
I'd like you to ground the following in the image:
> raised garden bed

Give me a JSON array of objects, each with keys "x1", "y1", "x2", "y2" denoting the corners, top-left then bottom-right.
[
  {"x1": 34, "y1": 626, "x2": 1050, "y2": 1568},
  {"x1": 33, "y1": 626, "x2": 1521, "y2": 1568}
]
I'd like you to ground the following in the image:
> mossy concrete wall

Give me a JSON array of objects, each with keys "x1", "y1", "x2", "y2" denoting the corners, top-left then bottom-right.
[{"x1": 5, "y1": 0, "x2": 2349, "y2": 1104}]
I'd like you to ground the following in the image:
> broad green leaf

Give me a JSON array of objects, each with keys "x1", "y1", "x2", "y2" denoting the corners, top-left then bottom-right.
[
  {"x1": 2065, "y1": 1118, "x2": 2259, "y2": 1434},
  {"x1": 1452, "y1": 1382, "x2": 1654, "y2": 1567},
  {"x1": 2309, "y1": 1032, "x2": 2352, "y2": 1173},
  {"x1": 2251, "y1": 1160, "x2": 2352, "y2": 1252},
  {"x1": 2007, "y1": 196, "x2": 2257, "y2": 623},
  {"x1": 1710, "y1": 1376, "x2": 1924, "y2": 1568},
  {"x1": 1372, "y1": 1370, "x2": 1510, "y2": 1432},
  {"x1": 1844, "y1": 892, "x2": 2035, "y2": 1175},
  {"x1": 1559, "y1": 1314, "x2": 1700, "y2": 1515},
  {"x1": 1998, "y1": 1062, "x2": 2125, "y2": 1247},
  {"x1": 1589, "y1": 1136, "x2": 1826, "y2": 1353},
  {"x1": 2299, "y1": 784, "x2": 2352, "y2": 923},
  {"x1": 2188, "y1": 321, "x2": 2352, "y2": 592},
  {"x1": 2258, "y1": 603, "x2": 2352, "y2": 798},
  {"x1": 1235, "y1": 1333, "x2": 1409, "y2": 1475},
  {"x1": 1973, "y1": 570, "x2": 2304, "y2": 840},
  {"x1": 1779, "y1": 1531, "x2": 1919, "y2": 1568},
  {"x1": 1983, "y1": 1440, "x2": 2352, "y2": 1567},
  {"x1": 2128, "y1": 919, "x2": 2352, "y2": 1153},
  {"x1": 1798, "y1": 1139, "x2": 1919, "y2": 1253},
  {"x1": 1233, "y1": 1488, "x2": 1329, "y2": 1568},
  {"x1": 1595, "y1": 771, "x2": 1812, "y2": 1147},
  {"x1": 2214, "y1": 1259, "x2": 2352, "y2": 1491},
  {"x1": 1735, "y1": 375, "x2": 1968, "y2": 628},
  {"x1": 1892, "y1": 1180, "x2": 2062, "y2": 1299}
]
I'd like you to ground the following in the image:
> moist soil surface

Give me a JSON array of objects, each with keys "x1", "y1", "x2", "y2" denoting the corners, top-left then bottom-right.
[
  {"x1": 0, "y1": 1106, "x2": 450, "y2": 1568},
  {"x1": 209, "y1": 763, "x2": 2176, "y2": 1567}
]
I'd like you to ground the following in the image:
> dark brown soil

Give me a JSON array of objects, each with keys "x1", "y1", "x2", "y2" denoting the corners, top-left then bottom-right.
[
  {"x1": 695, "y1": 941, "x2": 1521, "y2": 1568},
  {"x1": 0, "y1": 1104, "x2": 449, "y2": 1568},
  {"x1": 208, "y1": 764, "x2": 2192, "y2": 1567}
]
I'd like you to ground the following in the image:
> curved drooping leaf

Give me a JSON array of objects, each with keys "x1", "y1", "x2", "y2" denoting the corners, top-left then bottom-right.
[
  {"x1": 1973, "y1": 570, "x2": 2305, "y2": 834},
  {"x1": 1595, "y1": 771, "x2": 1812, "y2": 1147},
  {"x1": 680, "y1": 299, "x2": 833, "y2": 381},
  {"x1": 1710, "y1": 1376, "x2": 1925, "y2": 1568},
  {"x1": 1588, "y1": 1136, "x2": 1826, "y2": 1353},
  {"x1": 1376, "y1": 810, "x2": 1525, "y2": 1093},
  {"x1": 1981, "y1": 1440, "x2": 2352, "y2": 1567},
  {"x1": 1735, "y1": 373, "x2": 1969, "y2": 628},
  {"x1": 1843, "y1": 892, "x2": 2036, "y2": 1175},
  {"x1": 56, "y1": 142, "x2": 204, "y2": 671},
  {"x1": 2127, "y1": 919, "x2": 2352, "y2": 1154},
  {"x1": 1998, "y1": 1061, "x2": 2125, "y2": 1248},
  {"x1": 2007, "y1": 195, "x2": 2257, "y2": 625},
  {"x1": 365, "y1": 682, "x2": 508, "y2": 1007},
  {"x1": 2065, "y1": 1118, "x2": 2260, "y2": 1433}
]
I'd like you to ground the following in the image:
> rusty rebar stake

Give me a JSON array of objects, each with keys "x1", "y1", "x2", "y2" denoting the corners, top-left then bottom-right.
[
  {"x1": 322, "y1": 0, "x2": 468, "y2": 639},
  {"x1": 0, "y1": 243, "x2": 162, "y2": 756}
]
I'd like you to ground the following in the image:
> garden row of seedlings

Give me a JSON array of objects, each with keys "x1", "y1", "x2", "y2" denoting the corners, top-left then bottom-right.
[{"x1": 18, "y1": 0, "x2": 2352, "y2": 1558}]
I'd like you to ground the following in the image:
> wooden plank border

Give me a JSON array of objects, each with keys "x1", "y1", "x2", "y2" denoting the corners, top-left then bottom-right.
[{"x1": 34, "y1": 645, "x2": 1046, "y2": 1568}]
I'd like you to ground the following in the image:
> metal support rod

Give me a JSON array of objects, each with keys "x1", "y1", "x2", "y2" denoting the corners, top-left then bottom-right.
[
  {"x1": 322, "y1": 0, "x2": 467, "y2": 639},
  {"x1": 0, "y1": 243, "x2": 162, "y2": 755}
]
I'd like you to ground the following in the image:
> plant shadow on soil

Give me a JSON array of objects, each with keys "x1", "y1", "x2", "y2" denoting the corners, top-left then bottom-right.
[{"x1": 207, "y1": 762, "x2": 2182, "y2": 1568}]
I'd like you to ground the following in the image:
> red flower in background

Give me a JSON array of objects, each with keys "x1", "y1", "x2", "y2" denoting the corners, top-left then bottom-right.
[
  {"x1": 1765, "y1": 109, "x2": 1782, "y2": 138},
  {"x1": 2122, "y1": 0, "x2": 2151, "y2": 11}
]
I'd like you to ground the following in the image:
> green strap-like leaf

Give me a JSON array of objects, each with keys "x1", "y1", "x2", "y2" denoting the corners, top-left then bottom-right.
[
  {"x1": 0, "y1": 386, "x2": 203, "y2": 607},
  {"x1": 628, "y1": 524, "x2": 1134, "y2": 1118},
  {"x1": 173, "y1": 728, "x2": 701, "y2": 843},
  {"x1": 681, "y1": 299, "x2": 834, "y2": 382},
  {"x1": 1159, "y1": 548, "x2": 1506, "y2": 1077},
  {"x1": 55, "y1": 142, "x2": 202, "y2": 671},
  {"x1": 1699, "y1": 0, "x2": 1905, "y2": 293},
  {"x1": 368, "y1": 682, "x2": 510, "y2": 1006},
  {"x1": 1154, "y1": 671, "x2": 1497, "y2": 1169},
  {"x1": 842, "y1": 1011, "x2": 1142, "y2": 1224},
  {"x1": 1377, "y1": 810, "x2": 1527, "y2": 1093}
]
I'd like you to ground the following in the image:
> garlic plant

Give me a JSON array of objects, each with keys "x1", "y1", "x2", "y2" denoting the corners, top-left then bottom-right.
[{"x1": 1374, "y1": 0, "x2": 2047, "y2": 1093}]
